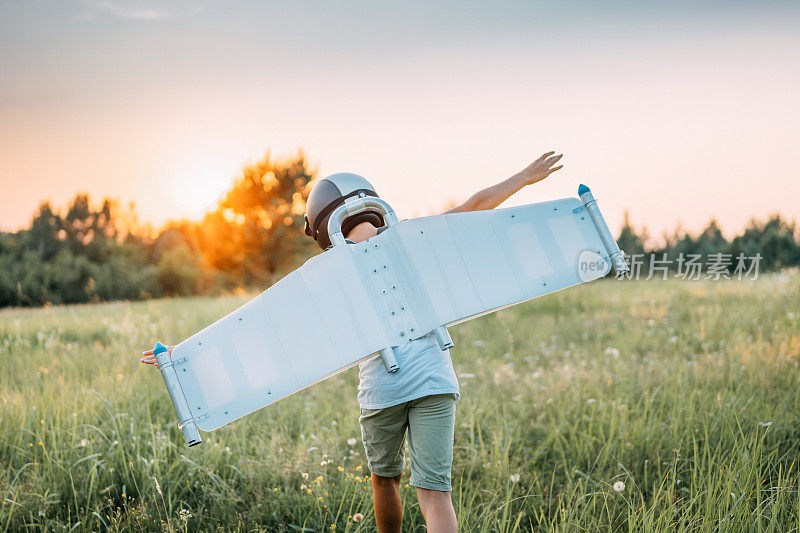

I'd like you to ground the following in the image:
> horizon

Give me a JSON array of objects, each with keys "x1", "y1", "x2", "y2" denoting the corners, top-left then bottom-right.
[
  {"x1": 3, "y1": 167, "x2": 797, "y2": 248},
  {"x1": 2, "y1": 1, "x2": 799, "y2": 237}
]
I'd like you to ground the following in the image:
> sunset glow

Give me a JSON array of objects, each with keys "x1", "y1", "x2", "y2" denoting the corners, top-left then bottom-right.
[{"x1": 1, "y1": 1, "x2": 799, "y2": 237}]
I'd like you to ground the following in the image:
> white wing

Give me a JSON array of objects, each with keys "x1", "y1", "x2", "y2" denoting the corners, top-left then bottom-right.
[{"x1": 158, "y1": 196, "x2": 612, "y2": 436}]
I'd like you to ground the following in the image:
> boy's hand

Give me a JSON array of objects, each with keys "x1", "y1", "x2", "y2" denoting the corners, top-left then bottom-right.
[
  {"x1": 516, "y1": 152, "x2": 563, "y2": 185},
  {"x1": 140, "y1": 345, "x2": 174, "y2": 366},
  {"x1": 444, "y1": 150, "x2": 564, "y2": 214}
]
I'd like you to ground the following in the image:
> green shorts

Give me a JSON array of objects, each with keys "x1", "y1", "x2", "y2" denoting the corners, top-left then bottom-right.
[{"x1": 359, "y1": 393, "x2": 457, "y2": 492}]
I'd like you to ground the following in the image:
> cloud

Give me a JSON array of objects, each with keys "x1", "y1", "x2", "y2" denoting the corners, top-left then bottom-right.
[{"x1": 94, "y1": 1, "x2": 172, "y2": 20}]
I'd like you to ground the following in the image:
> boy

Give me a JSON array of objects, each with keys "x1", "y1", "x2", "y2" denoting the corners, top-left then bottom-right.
[
  {"x1": 303, "y1": 151, "x2": 562, "y2": 532},
  {"x1": 142, "y1": 151, "x2": 562, "y2": 533}
]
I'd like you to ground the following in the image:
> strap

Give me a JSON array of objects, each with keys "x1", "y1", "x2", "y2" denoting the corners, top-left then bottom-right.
[{"x1": 311, "y1": 189, "x2": 378, "y2": 240}]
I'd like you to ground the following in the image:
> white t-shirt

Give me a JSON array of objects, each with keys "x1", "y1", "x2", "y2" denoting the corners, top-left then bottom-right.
[{"x1": 357, "y1": 331, "x2": 460, "y2": 409}]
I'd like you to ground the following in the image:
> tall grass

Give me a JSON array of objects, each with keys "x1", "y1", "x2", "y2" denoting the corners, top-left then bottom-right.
[{"x1": 1, "y1": 273, "x2": 799, "y2": 531}]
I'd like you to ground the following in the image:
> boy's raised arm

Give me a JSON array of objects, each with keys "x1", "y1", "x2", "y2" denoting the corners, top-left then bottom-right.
[{"x1": 443, "y1": 151, "x2": 563, "y2": 214}]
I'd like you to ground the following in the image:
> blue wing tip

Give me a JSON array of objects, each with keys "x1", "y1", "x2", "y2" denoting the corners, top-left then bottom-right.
[
  {"x1": 578, "y1": 184, "x2": 590, "y2": 196},
  {"x1": 153, "y1": 342, "x2": 168, "y2": 355}
]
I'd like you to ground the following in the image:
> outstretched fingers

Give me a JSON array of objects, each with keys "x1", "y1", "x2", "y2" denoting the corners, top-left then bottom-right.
[{"x1": 544, "y1": 153, "x2": 563, "y2": 167}]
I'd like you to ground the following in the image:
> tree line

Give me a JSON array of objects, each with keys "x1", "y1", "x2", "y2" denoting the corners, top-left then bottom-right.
[
  {"x1": 616, "y1": 212, "x2": 800, "y2": 278},
  {"x1": 1, "y1": 153, "x2": 798, "y2": 307},
  {"x1": 0, "y1": 152, "x2": 317, "y2": 307}
]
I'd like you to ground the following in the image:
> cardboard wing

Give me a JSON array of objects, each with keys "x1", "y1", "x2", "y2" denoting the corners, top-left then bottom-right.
[{"x1": 152, "y1": 184, "x2": 627, "y2": 445}]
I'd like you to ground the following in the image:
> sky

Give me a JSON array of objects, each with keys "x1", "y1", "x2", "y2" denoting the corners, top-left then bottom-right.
[{"x1": 1, "y1": 0, "x2": 799, "y2": 240}]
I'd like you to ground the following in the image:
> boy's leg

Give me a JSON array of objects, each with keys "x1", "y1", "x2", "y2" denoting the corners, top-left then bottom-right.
[
  {"x1": 372, "y1": 472, "x2": 403, "y2": 532},
  {"x1": 407, "y1": 394, "x2": 458, "y2": 533},
  {"x1": 359, "y1": 403, "x2": 409, "y2": 533},
  {"x1": 417, "y1": 487, "x2": 457, "y2": 533}
]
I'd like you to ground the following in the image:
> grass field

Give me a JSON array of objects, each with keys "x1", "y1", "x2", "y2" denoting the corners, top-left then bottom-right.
[{"x1": 1, "y1": 273, "x2": 800, "y2": 531}]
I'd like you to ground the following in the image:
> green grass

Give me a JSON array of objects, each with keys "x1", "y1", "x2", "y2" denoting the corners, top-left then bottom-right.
[{"x1": 2, "y1": 273, "x2": 800, "y2": 531}]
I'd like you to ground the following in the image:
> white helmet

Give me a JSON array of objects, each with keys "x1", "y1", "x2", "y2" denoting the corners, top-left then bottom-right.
[{"x1": 303, "y1": 173, "x2": 385, "y2": 250}]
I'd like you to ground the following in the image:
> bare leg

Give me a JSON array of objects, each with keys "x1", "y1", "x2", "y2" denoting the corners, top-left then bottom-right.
[
  {"x1": 417, "y1": 487, "x2": 457, "y2": 533},
  {"x1": 372, "y1": 473, "x2": 403, "y2": 533}
]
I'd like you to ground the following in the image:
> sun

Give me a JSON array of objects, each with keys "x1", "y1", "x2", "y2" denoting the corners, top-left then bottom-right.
[{"x1": 167, "y1": 154, "x2": 240, "y2": 220}]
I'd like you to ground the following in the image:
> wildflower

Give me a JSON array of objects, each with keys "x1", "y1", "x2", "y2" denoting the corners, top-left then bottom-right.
[
  {"x1": 330, "y1": 525, "x2": 336, "y2": 531},
  {"x1": 353, "y1": 513, "x2": 364, "y2": 522},
  {"x1": 587, "y1": 398, "x2": 597, "y2": 404},
  {"x1": 510, "y1": 474, "x2": 520, "y2": 483},
  {"x1": 179, "y1": 508, "x2": 191, "y2": 522},
  {"x1": 301, "y1": 484, "x2": 307, "y2": 490},
  {"x1": 302, "y1": 472, "x2": 309, "y2": 480},
  {"x1": 320, "y1": 460, "x2": 327, "y2": 466},
  {"x1": 604, "y1": 347, "x2": 620, "y2": 357},
  {"x1": 337, "y1": 466, "x2": 344, "y2": 472},
  {"x1": 347, "y1": 438, "x2": 357, "y2": 446},
  {"x1": 613, "y1": 481, "x2": 625, "y2": 492}
]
